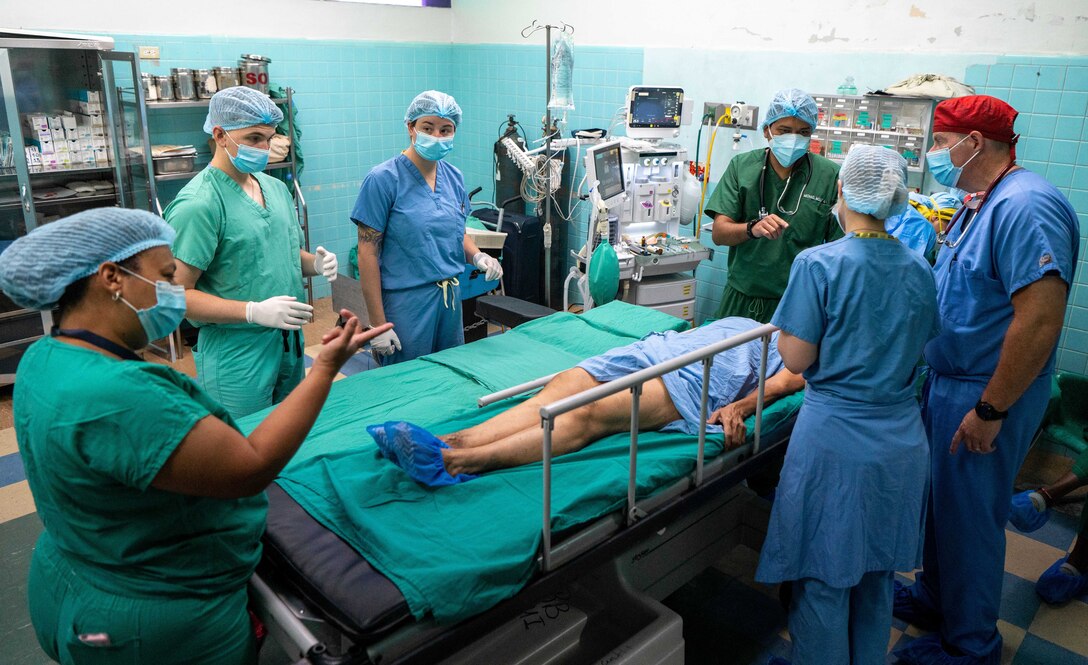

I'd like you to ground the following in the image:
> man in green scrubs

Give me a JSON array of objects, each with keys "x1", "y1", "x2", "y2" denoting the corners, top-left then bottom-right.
[
  {"x1": 166, "y1": 87, "x2": 339, "y2": 418},
  {"x1": 705, "y1": 88, "x2": 841, "y2": 323}
]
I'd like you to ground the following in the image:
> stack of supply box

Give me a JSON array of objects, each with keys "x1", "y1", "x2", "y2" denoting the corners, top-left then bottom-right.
[{"x1": 22, "y1": 90, "x2": 111, "y2": 170}]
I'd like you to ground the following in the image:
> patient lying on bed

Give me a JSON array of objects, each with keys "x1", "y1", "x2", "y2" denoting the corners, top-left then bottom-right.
[{"x1": 367, "y1": 317, "x2": 804, "y2": 486}]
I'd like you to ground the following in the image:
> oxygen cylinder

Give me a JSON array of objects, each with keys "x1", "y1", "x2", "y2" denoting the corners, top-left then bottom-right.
[{"x1": 495, "y1": 115, "x2": 526, "y2": 215}]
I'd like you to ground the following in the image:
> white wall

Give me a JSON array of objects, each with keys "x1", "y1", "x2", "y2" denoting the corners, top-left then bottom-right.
[
  {"x1": 0, "y1": 0, "x2": 451, "y2": 42},
  {"x1": 451, "y1": 0, "x2": 1088, "y2": 55}
]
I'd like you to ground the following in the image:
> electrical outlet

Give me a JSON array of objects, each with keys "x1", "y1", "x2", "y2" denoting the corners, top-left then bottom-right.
[
  {"x1": 138, "y1": 46, "x2": 160, "y2": 60},
  {"x1": 702, "y1": 102, "x2": 731, "y2": 126}
]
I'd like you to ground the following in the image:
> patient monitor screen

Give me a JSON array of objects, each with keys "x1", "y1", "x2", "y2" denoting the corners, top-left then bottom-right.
[
  {"x1": 592, "y1": 143, "x2": 625, "y2": 202},
  {"x1": 628, "y1": 87, "x2": 683, "y2": 128}
]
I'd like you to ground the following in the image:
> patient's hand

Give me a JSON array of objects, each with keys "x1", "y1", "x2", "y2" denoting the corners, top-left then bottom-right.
[{"x1": 708, "y1": 403, "x2": 748, "y2": 450}]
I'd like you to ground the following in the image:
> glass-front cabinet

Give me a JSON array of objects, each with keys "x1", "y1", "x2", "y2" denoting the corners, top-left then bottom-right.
[{"x1": 0, "y1": 29, "x2": 155, "y2": 385}]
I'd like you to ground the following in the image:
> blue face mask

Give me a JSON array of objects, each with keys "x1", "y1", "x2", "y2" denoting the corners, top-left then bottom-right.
[
  {"x1": 414, "y1": 131, "x2": 454, "y2": 162},
  {"x1": 117, "y1": 266, "x2": 187, "y2": 342},
  {"x1": 926, "y1": 135, "x2": 979, "y2": 188},
  {"x1": 832, "y1": 202, "x2": 844, "y2": 233},
  {"x1": 225, "y1": 131, "x2": 270, "y2": 174},
  {"x1": 769, "y1": 133, "x2": 811, "y2": 168}
]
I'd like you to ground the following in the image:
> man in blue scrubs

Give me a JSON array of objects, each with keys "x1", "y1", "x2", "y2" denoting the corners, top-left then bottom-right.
[{"x1": 894, "y1": 96, "x2": 1080, "y2": 665}]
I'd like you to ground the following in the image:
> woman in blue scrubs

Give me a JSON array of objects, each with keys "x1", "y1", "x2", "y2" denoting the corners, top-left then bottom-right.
[
  {"x1": 351, "y1": 91, "x2": 502, "y2": 364},
  {"x1": 756, "y1": 146, "x2": 939, "y2": 665}
]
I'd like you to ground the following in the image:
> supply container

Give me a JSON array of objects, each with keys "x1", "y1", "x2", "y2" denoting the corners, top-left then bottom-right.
[
  {"x1": 215, "y1": 66, "x2": 240, "y2": 90},
  {"x1": 141, "y1": 73, "x2": 158, "y2": 102},
  {"x1": 239, "y1": 54, "x2": 271, "y2": 93},
  {"x1": 194, "y1": 69, "x2": 217, "y2": 99},
  {"x1": 155, "y1": 75, "x2": 175, "y2": 101},
  {"x1": 172, "y1": 68, "x2": 195, "y2": 100}
]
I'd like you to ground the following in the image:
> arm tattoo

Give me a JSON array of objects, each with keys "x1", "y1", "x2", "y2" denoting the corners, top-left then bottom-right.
[{"x1": 357, "y1": 225, "x2": 383, "y2": 248}]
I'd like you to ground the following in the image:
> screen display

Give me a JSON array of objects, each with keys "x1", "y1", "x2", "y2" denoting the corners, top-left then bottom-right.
[
  {"x1": 628, "y1": 87, "x2": 683, "y2": 128},
  {"x1": 593, "y1": 144, "x2": 625, "y2": 201}
]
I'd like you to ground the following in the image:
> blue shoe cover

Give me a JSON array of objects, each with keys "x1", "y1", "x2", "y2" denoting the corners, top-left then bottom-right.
[
  {"x1": 893, "y1": 580, "x2": 942, "y2": 631},
  {"x1": 367, "y1": 421, "x2": 477, "y2": 487},
  {"x1": 894, "y1": 633, "x2": 999, "y2": 665},
  {"x1": 1036, "y1": 557, "x2": 1088, "y2": 605},
  {"x1": 1008, "y1": 491, "x2": 1049, "y2": 532}
]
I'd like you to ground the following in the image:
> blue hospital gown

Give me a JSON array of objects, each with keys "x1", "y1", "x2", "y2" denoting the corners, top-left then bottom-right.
[
  {"x1": 756, "y1": 233, "x2": 939, "y2": 588},
  {"x1": 577, "y1": 317, "x2": 783, "y2": 436}
]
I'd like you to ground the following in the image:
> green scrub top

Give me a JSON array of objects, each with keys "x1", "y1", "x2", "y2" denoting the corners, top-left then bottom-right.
[
  {"x1": 13, "y1": 337, "x2": 267, "y2": 598},
  {"x1": 704, "y1": 149, "x2": 841, "y2": 299},
  {"x1": 164, "y1": 167, "x2": 305, "y2": 328}
]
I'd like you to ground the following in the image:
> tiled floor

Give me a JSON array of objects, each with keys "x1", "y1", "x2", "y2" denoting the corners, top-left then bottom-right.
[{"x1": 0, "y1": 300, "x2": 1085, "y2": 664}]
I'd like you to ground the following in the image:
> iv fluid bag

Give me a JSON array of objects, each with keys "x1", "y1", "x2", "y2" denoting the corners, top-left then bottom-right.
[{"x1": 549, "y1": 32, "x2": 574, "y2": 111}]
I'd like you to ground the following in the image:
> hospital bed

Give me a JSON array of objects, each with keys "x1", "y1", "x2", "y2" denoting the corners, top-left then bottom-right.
[{"x1": 245, "y1": 301, "x2": 801, "y2": 665}]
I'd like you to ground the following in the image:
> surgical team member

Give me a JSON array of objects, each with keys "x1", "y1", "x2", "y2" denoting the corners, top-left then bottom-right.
[
  {"x1": 351, "y1": 90, "x2": 502, "y2": 364},
  {"x1": 165, "y1": 86, "x2": 340, "y2": 419},
  {"x1": 894, "y1": 96, "x2": 1080, "y2": 665},
  {"x1": 705, "y1": 88, "x2": 841, "y2": 323},
  {"x1": 0, "y1": 208, "x2": 388, "y2": 665},
  {"x1": 757, "y1": 146, "x2": 938, "y2": 665}
]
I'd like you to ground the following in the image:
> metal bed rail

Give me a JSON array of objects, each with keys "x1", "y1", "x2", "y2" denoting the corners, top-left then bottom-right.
[{"x1": 530, "y1": 323, "x2": 779, "y2": 571}]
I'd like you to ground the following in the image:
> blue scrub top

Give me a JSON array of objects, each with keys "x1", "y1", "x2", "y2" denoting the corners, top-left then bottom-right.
[
  {"x1": 350, "y1": 154, "x2": 469, "y2": 290},
  {"x1": 885, "y1": 205, "x2": 937, "y2": 261},
  {"x1": 772, "y1": 234, "x2": 939, "y2": 404},
  {"x1": 924, "y1": 169, "x2": 1080, "y2": 379}
]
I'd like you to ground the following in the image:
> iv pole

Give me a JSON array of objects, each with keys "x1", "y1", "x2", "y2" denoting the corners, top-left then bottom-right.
[{"x1": 521, "y1": 19, "x2": 572, "y2": 310}]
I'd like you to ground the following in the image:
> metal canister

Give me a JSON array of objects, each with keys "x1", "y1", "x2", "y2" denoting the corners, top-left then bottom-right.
[
  {"x1": 239, "y1": 54, "x2": 271, "y2": 93},
  {"x1": 215, "y1": 66, "x2": 241, "y2": 90},
  {"x1": 155, "y1": 75, "x2": 175, "y2": 101},
  {"x1": 194, "y1": 69, "x2": 217, "y2": 99},
  {"x1": 141, "y1": 72, "x2": 158, "y2": 102},
  {"x1": 172, "y1": 68, "x2": 196, "y2": 100}
]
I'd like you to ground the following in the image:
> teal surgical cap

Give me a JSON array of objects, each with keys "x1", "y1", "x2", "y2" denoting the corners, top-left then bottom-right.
[
  {"x1": 0, "y1": 208, "x2": 175, "y2": 310},
  {"x1": 203, "y1": 86, "x2": 284, "y2": 135},
  {"x1": 404, "y1": 90, "x2": 462, "y2": 127},
  {"x1": 762, "y1": 88, "x2": 819, "y2": 131},
  {"x1": 841, "y1": 145, "x2": 909, "y2": 220}
]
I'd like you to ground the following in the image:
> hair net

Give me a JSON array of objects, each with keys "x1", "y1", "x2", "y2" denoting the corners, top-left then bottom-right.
[
  {"x1": 840, "y1": 145, "x2": 910, "y2": 220},
  {"x1": 0, "y1": 208, "x2": 175, "y2": 310},
  {"x1": 762, "y1": 88, "x2": 819, "y2": 130},
  {"x1": 203, "y1": 86, "x2": 284, "y2": 135},
  {"x1": 930, "y1": 191, "x2": 964, "y2": 210},
  {"x1": 404, "y1": 90, "x2": 462, "y2": 127}
]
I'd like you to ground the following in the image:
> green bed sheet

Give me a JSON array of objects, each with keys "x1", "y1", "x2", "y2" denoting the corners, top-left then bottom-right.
[{"x1": 242, "y1": 301, "x2": 803, "y2": 623}]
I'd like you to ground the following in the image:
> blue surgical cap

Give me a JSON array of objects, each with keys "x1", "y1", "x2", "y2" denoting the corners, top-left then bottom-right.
[
  {"x1": 203, "y1": 86, "x2": 284, "y2": 135},
  {"x1": 841, "y1": 145, "x2": 910, "y2": 220},
  {"x1": 930, "y1": 191, "x2": 964, "y2": 210},
  {"x1": 0, "y1": 208, "x2": 175, "y2": 310},
  {"x1": 404, "y1": 90, "x2": 462, "y2": 128},
  {"x1": 762, "y1": 88, "x2": 819, "y2": 131}
]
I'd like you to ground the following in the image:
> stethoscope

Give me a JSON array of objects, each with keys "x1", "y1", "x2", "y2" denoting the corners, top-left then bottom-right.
[
  {"x1": 758, "y1": 148, "x2": 812, "y2": 219},
  {"x1": 936, "y1": 160, "x2": 1018, "y2": 250}
]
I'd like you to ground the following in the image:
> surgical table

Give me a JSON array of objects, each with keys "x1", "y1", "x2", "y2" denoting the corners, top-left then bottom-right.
[{"x1": 246, "y1": 302, "x2": 801, "y2": 664}]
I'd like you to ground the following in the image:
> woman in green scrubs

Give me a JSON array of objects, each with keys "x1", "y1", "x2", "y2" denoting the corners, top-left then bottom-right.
[
  {"x1": 704, "y1": 88, "x2": 841, "y2": 323},
  {"x1": 165, "y1": 86, "x2": 340, "y2": 419},
  {"x1": 0, "y1": 208, "x2": 388, "y2": 664}
]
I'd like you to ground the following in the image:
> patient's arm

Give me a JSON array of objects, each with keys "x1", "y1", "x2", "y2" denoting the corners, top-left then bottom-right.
[{"x1": 707, "y1": 368, "x2": 805, "y2": 450}]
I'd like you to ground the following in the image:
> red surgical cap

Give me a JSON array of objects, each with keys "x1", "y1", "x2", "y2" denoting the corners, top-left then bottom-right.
[{"x1": 933, "y1": 95, "x2": 1019, "y2": 144}]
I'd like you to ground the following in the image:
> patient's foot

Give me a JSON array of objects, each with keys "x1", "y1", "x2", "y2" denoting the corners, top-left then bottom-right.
[
  {"x1": 443, "y1": 447, "x2": 489, "y2": 477},
  {"x1": 438, "y1": 431, "x2": 468, "y2": 449},
  {"x1": 367, "y1": 421, "x2": 477, "y2": 487}
]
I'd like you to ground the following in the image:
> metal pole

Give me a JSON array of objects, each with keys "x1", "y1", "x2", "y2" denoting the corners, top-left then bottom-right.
[
  {"x1": 695, "y1": 356, "x2": 712, "y2": 486},
  {"x1": 627, "y1": 384, "x2": 641, "y2": 525},
  {"x1": 543, "y1": 25, "x2": 553, "y2": 308},
  {"x1": 541, "y1": 415, "x2": 554, "y2": 572},
  {"x1": 753, "y1": 334, "x2": 769, "y2": 455},
  {"x1": 478, "y1": 372, "x2": 558, "y2": 408}
]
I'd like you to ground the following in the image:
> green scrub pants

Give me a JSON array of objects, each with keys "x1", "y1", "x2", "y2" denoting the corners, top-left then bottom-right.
[
  {"x1": 194, "y1": 325, "x2": 305, "y2": 419},
  {"x1": 28, "y1": 534, "x2": 256, "y2": 665},
  {"x1": 716, "y1": 283, "x2": 780, "y2": 324}
]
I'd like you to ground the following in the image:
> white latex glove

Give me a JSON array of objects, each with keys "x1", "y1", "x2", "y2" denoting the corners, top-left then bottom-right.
[
  {"x1": 370, "y1": 329, "x2": 401, "y2": 357},
  {"x1": 313, "y1": 246, "x2": 339, "y2": 282},
  {"x1": 246, "y1": 295, "x2": 314, "y2": 330},
  {"x1": 472, "y1": 252, "x2": 503, "y2": 281}
]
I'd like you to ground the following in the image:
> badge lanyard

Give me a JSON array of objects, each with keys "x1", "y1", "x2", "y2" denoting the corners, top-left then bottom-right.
[
  {"x1": 853, "y1": 231, "x2": 897, "y2": 241},
  {"x1": 51, "y1": 327, "x2": 142, "y2": 361}
]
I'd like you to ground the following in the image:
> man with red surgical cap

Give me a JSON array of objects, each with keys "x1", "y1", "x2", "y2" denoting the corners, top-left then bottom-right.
[{"x1": 894, "y1": 96, "x2": 1080, "y2": 664}]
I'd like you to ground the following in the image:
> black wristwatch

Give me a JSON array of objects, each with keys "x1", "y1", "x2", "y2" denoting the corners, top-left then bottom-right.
[
  {"x1": 746, "y1": 220, "x2": 758, "y2": 239},
  {"x1": 974, "y1": 400, "x2": 1009, "y2": 421}
]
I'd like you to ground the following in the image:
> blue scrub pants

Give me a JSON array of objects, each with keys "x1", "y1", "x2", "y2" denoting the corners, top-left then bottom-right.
[
  {"x1": 789, "y1": 571, "x2": 893, "y2": 665},
  {"x1": 907, "y1": 371, "x2": 1050, "y2": 660},
  {"x1": 382, "y1": 280, "x2": 464, "y2": 365}
]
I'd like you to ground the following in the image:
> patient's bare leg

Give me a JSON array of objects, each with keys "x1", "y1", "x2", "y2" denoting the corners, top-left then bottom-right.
[
  {"x1": 440, "y1": 368, "x2": 602, "y2": 449},
  {"x1": 443, "y1": 377, "x2": 680, "y2": 476}
]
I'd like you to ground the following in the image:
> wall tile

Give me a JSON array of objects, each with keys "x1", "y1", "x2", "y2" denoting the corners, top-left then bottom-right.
[
  {"x1": 1028, "y1": 114, "x2": 1057, "y2": 138},
  {"x1": 1050, "y1": 140, "x2": 1080, "y2": 166},
  {"x1": 1055, "y1": 115, "x2": 1084, "y2": 142},
  {"x1": 1047, "y1": 163, "x2": 1074, "y2": 190},
  {"x1": 1037, "y1": 66, "x2": 1066, "y2": 90},
  {"x1": 1012, "y1": 65, "x2": 1040, "y2": 89},
  {"x1": 1008, "y1": 89, "x2": 1036, "y2": 113},
  {"x1": 987, "y1": 64, "x2": 1014, "y2": 88},
  {"x1": 1059, "y1": 91, "x2": 1088, "y2": 117},
  {"x1": 1033, "y1": 90, "x2": 1062, "y2": 115}
]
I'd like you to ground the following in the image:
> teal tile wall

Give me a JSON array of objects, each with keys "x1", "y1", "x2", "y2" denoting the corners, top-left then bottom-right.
[{"x1": 965, "y1": 57, "x2": 1088, "y2": 375}]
